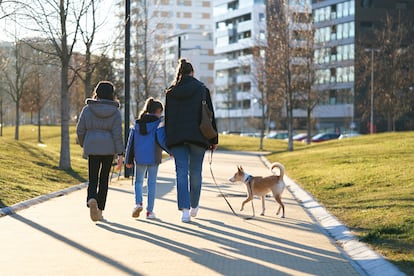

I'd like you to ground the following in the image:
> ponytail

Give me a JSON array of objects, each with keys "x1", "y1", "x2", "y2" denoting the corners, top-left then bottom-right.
[
  {"x1": 139, "y1": 97, "x2": 164, "y2": 119},
  {"x1": 169, "y1": 58, "x2": 194, "y2": 89}
]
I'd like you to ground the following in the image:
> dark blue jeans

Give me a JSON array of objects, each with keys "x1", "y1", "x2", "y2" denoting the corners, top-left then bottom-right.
[
  {"x1": 87, "y1": 155, "x2": 113, "y2": 210},
  {"x1": 171, "y1": 144, "x2": 206, "y2": 210}
]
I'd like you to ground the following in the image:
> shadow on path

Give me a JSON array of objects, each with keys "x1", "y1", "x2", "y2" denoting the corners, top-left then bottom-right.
[{"x1": 9, "y1": 213, "x2": 142, "y2": 275}]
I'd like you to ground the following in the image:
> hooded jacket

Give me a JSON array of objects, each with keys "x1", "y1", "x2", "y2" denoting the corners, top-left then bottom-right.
[
  {"x1": 76, "y1": 98, "x2": 124, "y2": 156},
  {"x1": 165, "y1": 75, "x2": 218, "y2": 149},
  {"x1": 124, "y1": 114, "x2": 170, "y2": 165}
]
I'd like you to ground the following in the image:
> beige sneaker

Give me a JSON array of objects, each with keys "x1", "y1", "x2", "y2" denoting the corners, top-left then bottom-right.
[
  {"x1": 190, "y1": 207, "x2": 199, "y2": 217},
  {"x1": 97, "y1": 209, "x2": 104, "y2": 221},
  {"x1": 132, "y1": 205, "x2": 143, "y2": 218},
  {"x1": 87, "y1": 198, "x2": 99, "y2": 222}
]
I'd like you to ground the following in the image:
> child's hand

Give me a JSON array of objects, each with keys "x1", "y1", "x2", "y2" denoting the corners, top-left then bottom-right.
[
  {"x1": 126, "y1": 163, "x2": 134, "y2": 169},
  {"x1": 116, "y1": 156, "x2": 123, "y2": 170}
]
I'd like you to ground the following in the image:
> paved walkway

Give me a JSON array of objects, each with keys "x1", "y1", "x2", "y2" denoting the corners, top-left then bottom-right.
[{"x1": 0, "y1": 151, "x2": 403, "y2": 275}]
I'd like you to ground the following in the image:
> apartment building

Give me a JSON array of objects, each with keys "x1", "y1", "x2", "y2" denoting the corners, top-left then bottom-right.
[
  {"x1": 312, "y1": 0, "x2": 414, "y2": 132},
  {"x1": 213, "y1": 0, "x2": 267, "y2": 133},
  {"x1": 147, "y1": 0, "x2": 215, "y2": 90}
]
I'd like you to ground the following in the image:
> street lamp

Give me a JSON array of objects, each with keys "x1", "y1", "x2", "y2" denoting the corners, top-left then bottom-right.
[{"x1": 177, "y1": 36, "x2": 201, "y2": 59}]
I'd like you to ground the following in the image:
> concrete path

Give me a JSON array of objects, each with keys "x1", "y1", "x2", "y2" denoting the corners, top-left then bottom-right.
[{"x1": 0, "y1": 151, "x2": 400, "y2": 275}]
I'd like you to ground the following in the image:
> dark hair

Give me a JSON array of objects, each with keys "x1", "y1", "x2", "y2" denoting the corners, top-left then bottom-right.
[
  {"x1": 93, "y1": 81, "x2": 114, "y2": 100},
  {"x1": 170, "y1": 58, "x2": 194, "y2": 87},
  {"x1": 139, "y1": 97, "x2": 164, "y2": 119}
]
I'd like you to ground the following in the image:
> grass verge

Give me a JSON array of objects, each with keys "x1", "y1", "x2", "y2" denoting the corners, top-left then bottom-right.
[
  {"x1": 0, "y1": 125, "x2": 88, "y2": 208},
  {"x1": 219, "y1": 133, "x2": 414, "y2": 275}
]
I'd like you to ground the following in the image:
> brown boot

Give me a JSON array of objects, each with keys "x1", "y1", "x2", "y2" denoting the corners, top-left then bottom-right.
[{"x1": 87, "y1": 198, "x2": 99, "y2": 221}]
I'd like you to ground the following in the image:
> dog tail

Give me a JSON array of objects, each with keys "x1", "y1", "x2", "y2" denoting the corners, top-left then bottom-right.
[{"x1": 271, "y1": 162, "x2": 285, "y2": 178}]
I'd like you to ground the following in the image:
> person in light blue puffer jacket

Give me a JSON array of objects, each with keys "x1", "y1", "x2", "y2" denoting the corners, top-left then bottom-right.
[{"x1": 125, "y1": 98, "x2": 170, "y2": 219}]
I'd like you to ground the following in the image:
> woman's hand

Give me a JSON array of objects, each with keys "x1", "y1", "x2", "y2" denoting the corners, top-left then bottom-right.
[
  {"x1": 125, "y1": 163, "x2": 134, "y2": 169},
  {"x1": 209, "y1": 144, "x2": 218, "y2": 151}
]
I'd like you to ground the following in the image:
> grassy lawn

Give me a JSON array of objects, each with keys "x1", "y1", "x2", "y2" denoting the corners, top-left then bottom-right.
[
  {"x1": 219, "y1": 133, "x2": 414, "y2": 275},
  {"x1": 0, "y1": 125, "x2": 88, "y2": 208},
  {"x1": 0, "y1": 126, "x2": 412, "y2": 273}
]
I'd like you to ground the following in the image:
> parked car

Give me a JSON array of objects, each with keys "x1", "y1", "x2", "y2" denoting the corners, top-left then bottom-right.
[
  {"x1": 292, "y1": 133, "x2": 308, "y2": 141},
  {"x1": 266, "y1": 132, "x2": 289, "y2": 139},
  {"x1": 311, "y1": 132, "x2": 340, "y2": 142},
  {"x1": 339, "y1": 132, "x2": 361, "y2": 139}
]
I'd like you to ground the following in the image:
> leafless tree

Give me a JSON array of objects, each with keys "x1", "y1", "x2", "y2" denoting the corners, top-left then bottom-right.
[
  {"x1": 266, "y1": 0, "x2": 295, "y2": 151},
  {"x1": 0, "y1": 40, "x2": 32, "y2": 140},
  {"x1": 17, "y1": 0, "x2": 88, "y2": 169},
  {"x1": 130, "y1": 0, "x2": 165, "y2": 116},
  {"x1": 76, "y1": 0, "x2": 112, "y2": 99},
  {"x1": 356, "y1": 13, "x2": 414, "y2": 132}
]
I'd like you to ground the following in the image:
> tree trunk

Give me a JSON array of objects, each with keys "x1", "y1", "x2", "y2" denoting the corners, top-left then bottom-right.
[
  {"x1": 38, "y1": 109, "x2": 41, "y2": 143},
  {"x1": 306, "y1": 106, "x2": 312, "y2": 145},
  {"x1": 0, "y1": 97, "x2": 3, "y2": 137},
  {"x1": 14, "y1": 100, "x2": 19, "y2": 140},
  {"x1": 59, "y1": 47, "x2": 71, "y2": 169},
  {"x1": 85, "y1": 45, "x2": 92, "y2": 99}
]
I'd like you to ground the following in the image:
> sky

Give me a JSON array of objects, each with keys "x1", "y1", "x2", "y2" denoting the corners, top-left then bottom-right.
[{"x1": 0, "y1": 0, "x2": 121, "y2": 55}]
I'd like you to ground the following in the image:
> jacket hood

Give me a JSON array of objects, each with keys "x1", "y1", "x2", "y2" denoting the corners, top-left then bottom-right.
[
  {"x1": 166, "y1": 76, "x2": 202, "y2": 100},
  {"x1": 86, "y1": 98, "x2": 120, "y2": 118},
  {"x1": 135, "y1": 114, "x2": 160, "y2": 135}
]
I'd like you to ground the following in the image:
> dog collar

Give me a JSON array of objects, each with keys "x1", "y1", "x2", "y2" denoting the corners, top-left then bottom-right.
[{"x1": 244, "y1": 174, "x2": 252, "y2": 183}]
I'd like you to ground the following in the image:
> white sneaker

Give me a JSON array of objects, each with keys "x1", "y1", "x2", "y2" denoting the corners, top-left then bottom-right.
[
  {"x1": 190, "y1": 206, "x2": 199, "y2": 217},
  {"x1": 132, "y1": 205, "x2": 143, "y2": 218},
  {"x1": 146, "y1": 211, "x2": 156, "y2": 219},
  {"x1": 181, "y1": 209, "x2": 191, "y2": 223}
]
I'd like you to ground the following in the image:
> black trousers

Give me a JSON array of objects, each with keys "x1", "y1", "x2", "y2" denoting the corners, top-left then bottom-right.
[{"x1": 87, "y1": 155, "x2": 113, "y2": 210}]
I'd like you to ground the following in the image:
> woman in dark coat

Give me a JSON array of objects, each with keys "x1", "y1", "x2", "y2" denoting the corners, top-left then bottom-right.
[{"x1": 165, "y1": 58, "x2": 218, "y2": 222}]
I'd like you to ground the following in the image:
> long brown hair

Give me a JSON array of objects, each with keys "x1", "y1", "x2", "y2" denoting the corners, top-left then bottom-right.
[{"x1": 169, "y1": 58, "x2": 194, "y2": 88}]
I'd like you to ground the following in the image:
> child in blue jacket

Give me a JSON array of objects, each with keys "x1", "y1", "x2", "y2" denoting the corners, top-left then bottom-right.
[{"x1": 125, "y1": 98, "x2": 170, "y2": 219}]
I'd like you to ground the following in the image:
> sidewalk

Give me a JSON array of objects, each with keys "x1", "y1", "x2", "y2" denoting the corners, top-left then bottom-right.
[{"x1": 0, "y1": 151, "x2": 400, "y2": 275}]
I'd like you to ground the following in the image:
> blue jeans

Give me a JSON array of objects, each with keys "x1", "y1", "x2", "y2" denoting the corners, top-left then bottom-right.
[
  {"x1": 171, "y1": 144, "x2": 206, "y2": 210},
  {"x1": 134, "y1": 164, "x2": 159, "y2": 212}
]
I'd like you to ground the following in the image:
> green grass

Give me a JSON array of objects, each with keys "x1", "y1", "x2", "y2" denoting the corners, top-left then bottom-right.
[
  {"x1": 219, "y1": 133, "x2": 414, "y2": 275},
  {"x1": 0, "y1": 125, "x2": 88, "y2": 207}
]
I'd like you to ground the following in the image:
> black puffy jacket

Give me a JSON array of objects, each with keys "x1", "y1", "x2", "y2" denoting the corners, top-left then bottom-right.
[{"x1": 165, "y1": 75, "x2": 218, "y2": 149}]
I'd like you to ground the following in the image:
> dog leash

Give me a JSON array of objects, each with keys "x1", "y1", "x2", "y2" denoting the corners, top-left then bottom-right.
[{"x1": 208, "y1": 150, "x2": 255, "y2": 219}]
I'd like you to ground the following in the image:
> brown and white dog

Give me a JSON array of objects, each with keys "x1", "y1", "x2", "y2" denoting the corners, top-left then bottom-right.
[{"x1": 229, "y1": 162, "x2": 286, "y2": 218}]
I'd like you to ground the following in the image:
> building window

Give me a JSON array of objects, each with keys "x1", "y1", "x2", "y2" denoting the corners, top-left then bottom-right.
[
  {"x1": 361, "y1": 0, "x2": 372, "y2": 7},
  {"x1": 329, "y1": 90, "x2": 336, "y2": 104}
]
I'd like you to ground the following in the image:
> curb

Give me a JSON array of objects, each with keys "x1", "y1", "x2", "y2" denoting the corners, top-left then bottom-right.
[
  {"x1": 0, "y1": 158, "x2": 172, "y2": 218},
  {"x1": 260, "y1": 156, "x2": 405, "y2": 276},
  {"x1": 0, "y1": 182, "x2": 88, "y2": 217}
]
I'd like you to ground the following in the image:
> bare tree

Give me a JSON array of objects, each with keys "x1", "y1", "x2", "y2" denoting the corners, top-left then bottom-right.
[
  {"x1": 372, "y1": 14, "x2": 414, "y2": 131},
  {"x1": 131, "y1": 0, "x2": 167, "y2": 116},
  {"x1": 0, "y1": 40, "x2": 32, "y2": 140},
  {"x1": 18, "y1": 0, "x2": 88, "y2": 169},
  {"x1": 266, "y1": 0, "x2": 295, "y2": 151},
  {"x1": 76, "y1": 0, "x2": 112, "y2": 99},
  {"x1": 356, "y1": 13, "x2": 414, "y2": 132}
]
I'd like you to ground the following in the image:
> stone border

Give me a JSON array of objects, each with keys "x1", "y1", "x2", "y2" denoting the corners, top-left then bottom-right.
[
  {"x1": 260, "y1": 156, "x2": 405, "y2": 276},
  {"x1": 0, "y1": 158, "x2": 172, "y2": 218},
  {"x1": 0, "y1": 182, "x2": 88, "y2": 217}
]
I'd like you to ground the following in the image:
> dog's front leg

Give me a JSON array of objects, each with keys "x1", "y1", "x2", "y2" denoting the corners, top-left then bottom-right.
[
  {"x1": 260, "y1": 196, "x2": 265, "y2": 216},
  {"x1": 241, "y1": 196, "x2": 252, "y2": 211}
]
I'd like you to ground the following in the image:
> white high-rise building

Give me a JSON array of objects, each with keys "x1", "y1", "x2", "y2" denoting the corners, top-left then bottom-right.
[
  {"x1": 213, "y1": 0, "x2": 266, "y2": 133},
  {"x1": 146, "y1": 0, "x2": 216, "y2": 89}
]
